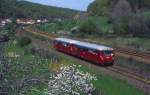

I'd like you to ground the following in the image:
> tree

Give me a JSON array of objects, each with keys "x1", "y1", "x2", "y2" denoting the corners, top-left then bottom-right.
[
  {"x1": 127, "y1": 0, "x2": 150, "y2": 12},
  {"x1": 108, "y1": 0, "x2": 133, "y2": 35},
  {"x1": 109, "y1": 0, "x2": 132, "y2": 21},
  {"x1": 0, "y1": 0, "x2": 16, "y2": 18},
  {"x1": 79, "y1": 19, "x2": 100, "y2": 35},
  {"x1": 87, "y1": 0, "x2": 111, "y2": 16},
  {"x1": 128, "y1": 15, "x2": 150, "y2": 38}
]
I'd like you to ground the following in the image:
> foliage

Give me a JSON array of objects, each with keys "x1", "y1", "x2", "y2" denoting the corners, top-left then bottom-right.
[
  {"x1": 112, "y1": 16, "x2": 133, "y2": 35},
  {"x1": 45, "y1": 65, "x2": 97, "y2": 95},
  {"x1": 79, "y1": 19, "x2": 100, "y2": 36},
  {"x1": 108, "y1": 0, "x2": 132, "y2": 22},
  {"x1": 107, "y1": 0, "x2": 132, "y2": 35},
  {"x1": 128, "y1": 15, "x2": 150, "y2": 38},
  {"x1": 4, "y1": 40, "x2": 60, "y2": 94},
  {"x1": 127, "y1": 0, "x2": 150, "y2": 12},
  {"x1": 4, "y1": 18, "x2": 17, "y2": 36},
  {"x1": 87, "y1": 0, "x2": 111, "y2": 16},
  {"x1": 87, "y1": 16, "x2": 113, "y2": 34},
  {"x1": 18, "y1": 36, "x2": 32, "y2": 47},
  {"x1": 0, "y1": 0, "x2": 16, "y2": 18},
  {"x1": 87, "y1": 0, "x2": 150, "y2": 37},
  {"x1": 87, "y1": 0, "x2": 150, "y2": 16}
]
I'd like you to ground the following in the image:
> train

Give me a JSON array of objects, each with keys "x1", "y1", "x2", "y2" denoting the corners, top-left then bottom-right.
[{"x1": 53, "y1": 38, "x2": 114, "y2": 66}]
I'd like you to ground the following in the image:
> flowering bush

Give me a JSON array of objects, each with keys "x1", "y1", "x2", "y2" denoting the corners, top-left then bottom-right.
[{"x1": 45, "y1": 64, "x2": 97, "y2": 95}]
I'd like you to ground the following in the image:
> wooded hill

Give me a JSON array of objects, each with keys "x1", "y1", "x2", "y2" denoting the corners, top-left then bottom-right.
[{"x1": 0, "y1": 0, "x2": 79, "y2": 19}]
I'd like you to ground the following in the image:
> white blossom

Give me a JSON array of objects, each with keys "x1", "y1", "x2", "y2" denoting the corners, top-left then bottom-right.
[{"x1": 45, "y1": 64, "x2": 97, "y2": 95}]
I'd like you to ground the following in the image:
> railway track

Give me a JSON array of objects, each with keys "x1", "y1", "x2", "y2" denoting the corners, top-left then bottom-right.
[
  {"x1": 107, "y1": 66, "x2": 150, "y2": 84},
  {"x1": 115, "y1": 47, "x2": 150, "y2": 59}
]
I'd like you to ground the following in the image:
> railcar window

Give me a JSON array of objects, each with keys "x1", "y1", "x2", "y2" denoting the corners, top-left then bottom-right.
[
  {"x1": 103, "y1": 50, "x2": 113, "y2": 55},
  {"x1": 77, "y1": 45, "x2": 88, "y2": 51},
  {"x1": 88, "y1": 49, "x2": 96, "y2": 53},
  {"x1": 54, "y1": 40, "x2": 58, "y2": 44},
  {"x1": 57, "y1": 41, "x2": 62, "y2": 44},
  {"x1": 62, "y1": 42, "x2": 67, "y2": 47}
]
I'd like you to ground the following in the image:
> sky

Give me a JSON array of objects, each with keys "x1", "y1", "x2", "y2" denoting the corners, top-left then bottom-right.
[{"x1": 25, "y1": 0, "x2": 94, "y2": 11}]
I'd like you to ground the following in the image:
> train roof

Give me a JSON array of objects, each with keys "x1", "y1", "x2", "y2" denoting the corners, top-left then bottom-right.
[{"x1": 55, "y1": 38, "x2": 113, "y2": 51}]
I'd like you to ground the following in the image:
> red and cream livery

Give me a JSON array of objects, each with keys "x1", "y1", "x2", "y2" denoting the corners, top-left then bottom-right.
[{"x1": 54, "y1": 38, "x2": 114, "y2": 66}]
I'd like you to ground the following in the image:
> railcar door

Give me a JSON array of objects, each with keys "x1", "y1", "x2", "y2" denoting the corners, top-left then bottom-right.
[
  {"x1": 57, "y1": 41, "x2": 66, "y2": 52},
  {"x1": 70, "y1": 44, "x2": 78, "y2": 56},
  {"x1": 97, "y1": 51, "x2": 105, "y2": 64},
  {"x1": 87, "y1": 49, "x2": 99, "y2": 63},
  {"x1": 54, "y1": 41, "x2": 62, "y2": 51},
  {"x1": 77, "y1": 46, "x2": 87, "y2": 58}
]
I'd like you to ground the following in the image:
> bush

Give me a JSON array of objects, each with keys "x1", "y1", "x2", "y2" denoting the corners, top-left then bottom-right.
[
  {"x1": 113, "y1": 16, "x2": 133, "y2": 35},
  {"x1": 18, "y1": 37, "x2": 32, "y2": 47},
  {"x1": 79, "y1": 19, "x2": 101, "y2": 36},
  {"x1": 87, "y1": 0, "x2": 111, "y2": 16},
  {"x1": 45, "y1": 65, "x2": 97, "y2": 95}
]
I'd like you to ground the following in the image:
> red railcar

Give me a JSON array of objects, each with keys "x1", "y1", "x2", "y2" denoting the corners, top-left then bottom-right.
[{"x1": 54, "y1": 38, "x2": 114, "y2": 66}]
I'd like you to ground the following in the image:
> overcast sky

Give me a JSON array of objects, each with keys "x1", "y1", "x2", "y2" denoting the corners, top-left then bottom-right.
[{"x1": 25, "y1": 0, "x2": 94, "y2": 11}]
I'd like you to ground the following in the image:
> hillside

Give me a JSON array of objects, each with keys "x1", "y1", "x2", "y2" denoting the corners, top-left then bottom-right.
[
  {"x1": 0, "y1": 0, "x2": 79, "y2": 19},
  {"x1": 15, "y1": 1, "x2": 79, "y2": 19}
]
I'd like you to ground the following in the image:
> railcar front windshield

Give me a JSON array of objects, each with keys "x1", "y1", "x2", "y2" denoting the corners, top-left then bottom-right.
[{"x1": 103, "y1": 50, "x2": 113, "y2": 55}]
